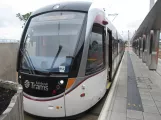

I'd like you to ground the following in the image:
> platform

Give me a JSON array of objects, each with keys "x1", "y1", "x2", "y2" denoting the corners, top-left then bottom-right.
[{"x1": 104, "y1": 49, "x2": 161, "y2": 120}]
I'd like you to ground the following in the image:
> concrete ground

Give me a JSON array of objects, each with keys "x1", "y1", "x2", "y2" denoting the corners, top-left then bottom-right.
[
  {"x1": 106, "y1": 49, "x2": 161, "y2": 120},
  {"x1": 156, "y1": 59, "x2": 161, "y2": 76}
]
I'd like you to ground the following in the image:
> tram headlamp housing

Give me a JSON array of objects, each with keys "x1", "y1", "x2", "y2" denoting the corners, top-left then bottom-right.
[
  {"x1": 102, "y1": 20, "x2": 108, "y2": 25},
  {"x1": 66, "y1": 78, "x2": 75, "y2": 90}
]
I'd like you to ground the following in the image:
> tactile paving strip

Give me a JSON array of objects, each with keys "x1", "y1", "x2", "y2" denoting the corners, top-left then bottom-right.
[{"x1": 127, "y1": 52, "x2": 144, "y2": 111}]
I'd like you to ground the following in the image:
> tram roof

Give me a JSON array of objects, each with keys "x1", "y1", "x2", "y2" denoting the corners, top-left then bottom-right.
[
  {"x1": 31, "y1": 1, "x2": 92, "y2": 16},
  {"x1": 30, "y1": 1, "x2": 124, "y2": 41}
]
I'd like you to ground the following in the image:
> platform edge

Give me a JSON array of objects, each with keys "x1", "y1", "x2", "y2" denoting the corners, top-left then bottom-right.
[{"x1": 98, "y1": 54, "x2": 125, "y2": 120}]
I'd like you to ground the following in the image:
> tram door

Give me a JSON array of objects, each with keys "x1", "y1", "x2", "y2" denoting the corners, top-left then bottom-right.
[
  {"x1": 108, "y1": 30, "x2": 112, "y2": 82},
  {"x1": 105, "y1": 29, "x2": 109, "y2": 80}
]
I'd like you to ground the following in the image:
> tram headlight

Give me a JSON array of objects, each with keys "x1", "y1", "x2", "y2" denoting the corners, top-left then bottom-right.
[{"x1": 59, "y1": 80, "x2": 64, "y2": 85}]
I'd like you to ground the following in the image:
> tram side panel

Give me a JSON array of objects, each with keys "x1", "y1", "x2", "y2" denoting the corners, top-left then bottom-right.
[
  {"x1": 65, "y1": 16, "x2": 108, "y2": 116},
  {"x1": 109, "y1": 37, "x2": 124, "y2": 80},
  {"x1": 108, "y1": 30, "x2": 113, "y2": 81},
  {"x1": 111, "y1": 38, "x2": 120, "y2": 79},
  {"x1": 24, "y1": 95, "x2": 66, "y2": 117},
  {"x1": 65, "y1": 70, "x2": 107, "y2": 116}
]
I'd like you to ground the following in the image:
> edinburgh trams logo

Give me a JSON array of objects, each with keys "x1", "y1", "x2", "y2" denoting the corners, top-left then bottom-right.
[
  {"x1": 24, "y1": 80, "x2": 48, "y2": 91},
  {"x1": 24, "y1": 80, "x2": 30, "y2": 88}
]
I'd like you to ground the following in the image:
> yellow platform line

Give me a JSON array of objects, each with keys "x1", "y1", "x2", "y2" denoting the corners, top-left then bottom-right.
[
  {"x1": 87, "y1": 59, "x2": 97, "y2": 61},
  {"x1": 107, "y1": 82, "x2": 111, "y2": 89}
]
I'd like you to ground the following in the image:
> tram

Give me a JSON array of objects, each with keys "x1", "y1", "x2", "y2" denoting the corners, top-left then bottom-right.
[{"x1": 16, "y1": 1, "x2": 124, "y2": 118}]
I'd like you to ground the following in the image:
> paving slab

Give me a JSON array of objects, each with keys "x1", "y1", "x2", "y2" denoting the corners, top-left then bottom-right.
[
  {"x1": 141, "y1": 99, "x2": 156, "y2": 107},
  {"x1": 110, "y1": 112, "x2": 126, "y2": 120},
  {"x1": 152, "y1": 95, "x2": 161, "y2": 102},
  {"x1": 140, "y1": 94, "x2": 153, "y2": 101},
  {"x1": 127, "y1": 110, "x2": 143, "y2": 120},
  {"x1": 150, "y1": 91, "x2": 161, "y2": 96},
  {"x1": 138, "y1": 88, "x2": 149, "y2": 92},
  {"x1": 155, "y1": 101, "x2": 161, "y2": 108},
  {"x1": 116, "y1": 86, "x2": 127, "y2": 98},
  {"x1": 158, "y1": 107, "x2": 161, "y2": 114},
  {"x1": 106, "y1": 111, "x2": 112, "y2": 120},
  {"x1": 139, "y1": 91, "x2": 151, "y2": 96},
  {"x1": 112, "y1": 97, "x2": 127, "y2": 113},
  {"x1": 127, "y1": 118, "x2": 143, "y2": 120},
  {"x1": 143, "y1": 106, "x2": 160, "y2": 114},
  {"x1": 143, "y1": 113, "x2": 161, "y2": 120}
]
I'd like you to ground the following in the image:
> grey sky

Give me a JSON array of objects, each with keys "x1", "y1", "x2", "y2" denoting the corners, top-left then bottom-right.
[{"x1": 0, "y1": 0, "x2": 156, "y2": 40}]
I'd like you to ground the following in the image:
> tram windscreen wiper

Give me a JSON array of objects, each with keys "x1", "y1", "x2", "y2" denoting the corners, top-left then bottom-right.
[
  {"x1": 50, "y1": 45, "x2": 63, "y2": 69},
  {"x1": 34, "y1": 69, "x2": 50, "y2": 75},
  {"x1": 20, "y1": 48, "x2": 35, "y2": 74},
  {"x1": 20, "y1": 34, "x2": 36, "y2": 74}
]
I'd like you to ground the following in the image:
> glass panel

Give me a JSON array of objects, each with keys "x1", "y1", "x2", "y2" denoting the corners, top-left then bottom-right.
[
  {"x1": 21, "y1": 12, "x2": 85, "y2": 73},
  {"x1": 86, "y1": 25, "x2": 104, "y2": 75}
]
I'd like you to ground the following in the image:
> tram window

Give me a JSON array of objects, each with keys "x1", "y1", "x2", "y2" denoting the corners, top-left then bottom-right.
[
  {"x1": 86, "y1": 24, "x2": 105, "y2": 75},
  {"x1": 112, "y1": 37, "x2": 118, "y2": 60},
  {"x1": 114, "y1": 40, "x2": 117, "y2": 56}
]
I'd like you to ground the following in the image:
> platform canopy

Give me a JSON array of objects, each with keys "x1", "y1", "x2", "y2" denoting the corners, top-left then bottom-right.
[{"x1": 132, "y1": 0, "x2": 161, "y2": 41}]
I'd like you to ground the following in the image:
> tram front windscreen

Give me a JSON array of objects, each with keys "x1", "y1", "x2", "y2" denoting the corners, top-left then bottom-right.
[{"x1": 20, "y1": 12, "x2": 85, "y2": 74}]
